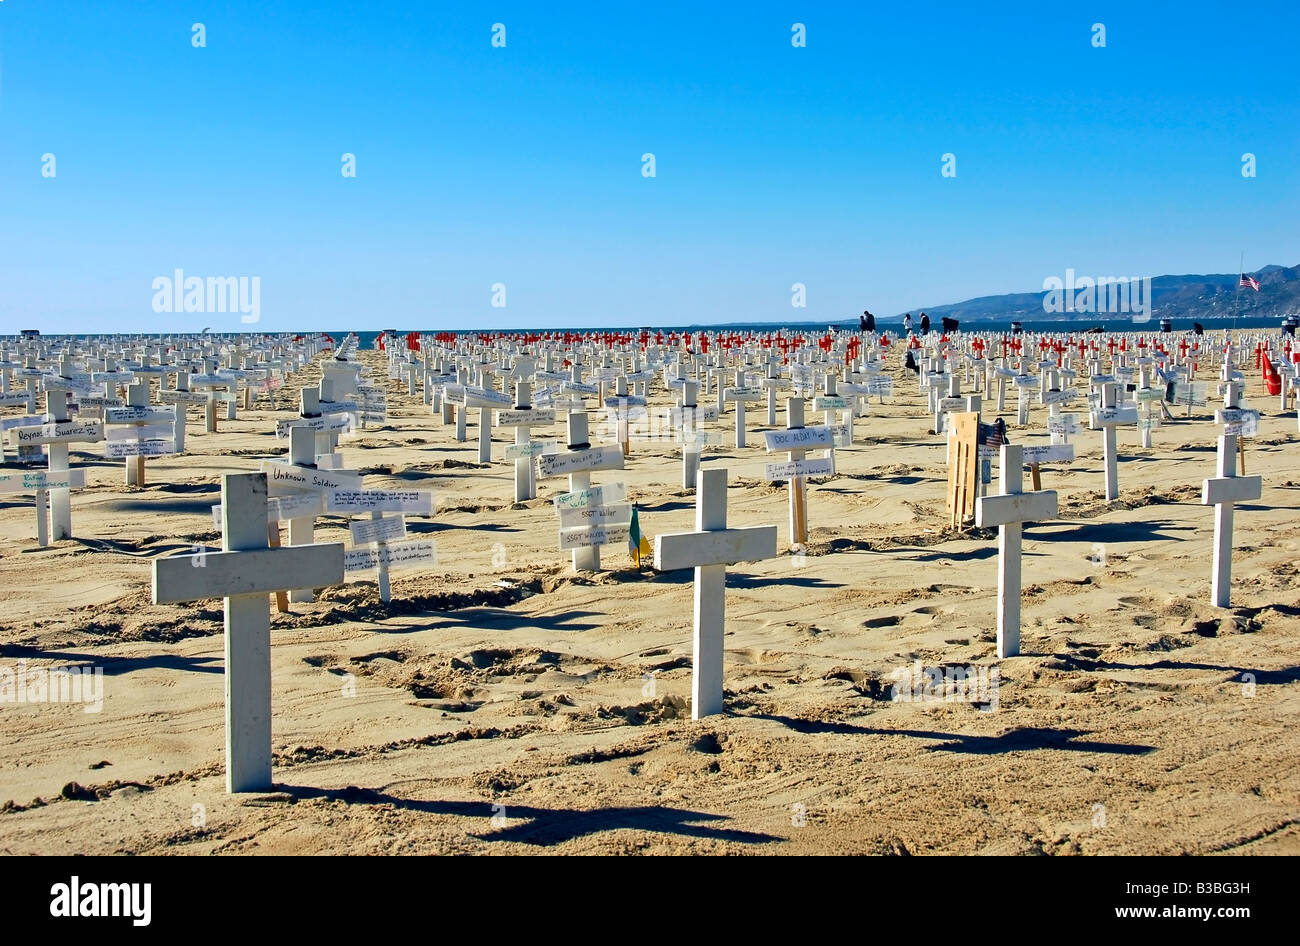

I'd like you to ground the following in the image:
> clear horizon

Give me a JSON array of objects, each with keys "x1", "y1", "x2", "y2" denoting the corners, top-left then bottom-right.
[{"x1": 2, "y1": 2, "x2": 1296, "y2": 333}]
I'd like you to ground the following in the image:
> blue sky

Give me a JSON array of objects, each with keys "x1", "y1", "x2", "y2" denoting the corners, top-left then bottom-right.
[{"x1": 1, "y1": 1, "x2": 1296, "y2": 333}]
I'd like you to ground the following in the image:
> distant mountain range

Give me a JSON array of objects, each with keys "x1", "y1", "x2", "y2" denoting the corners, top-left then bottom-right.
[{"x1": 890, "y1": 264, "x2": 1300, "y2": 325}]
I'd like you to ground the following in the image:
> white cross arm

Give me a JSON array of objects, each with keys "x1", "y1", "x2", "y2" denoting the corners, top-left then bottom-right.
[
  {"x1": 1202, "y1": 475, "x2": 1261, "y2": 506},
  {"x1": 152, "y1": 543, "x2": 345, "y2": 604},
  {"x1": 654, "y1": 525, "x2": 777, "y2": 571},
  {"x1": 975, "y1": 490, "x2": 1058, "y2": 529}
]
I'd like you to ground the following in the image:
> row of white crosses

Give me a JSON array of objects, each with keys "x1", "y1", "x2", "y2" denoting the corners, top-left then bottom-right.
[{"x1": 0, "y1": 336, "x2": 324, "y2": 544}]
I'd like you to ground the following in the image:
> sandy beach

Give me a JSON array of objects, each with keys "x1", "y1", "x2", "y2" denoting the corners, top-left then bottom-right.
[{"x1": 1, "y1": 341, "x2": 1297, "y2": 856}]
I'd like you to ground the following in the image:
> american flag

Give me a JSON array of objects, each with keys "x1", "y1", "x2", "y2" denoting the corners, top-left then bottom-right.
[{"x1": 1240, "y1": 273, "x2": 1260, "y2": 291}]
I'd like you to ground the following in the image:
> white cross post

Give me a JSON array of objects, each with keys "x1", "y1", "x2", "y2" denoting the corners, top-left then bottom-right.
[
  {"x1": 477, "y1": 368, "x2": 495, "y2": 464},
  {"x1": 975, "y1": 444, "x2": 1058, "y2": 658},
  {"x1": 653, "y1": 467, "x2": 777, "y2": 718},
  {"x1": 153, "y1": 472, "x2": 344, "y2": 793},
  {"x1": 723, "y1": 370, "x2": 761, "y2": 449},
  {"x1": 45, "y1": 386, "x2": 74, "y2": 541},
  {"x1": 497, "y1": 380, "x2": 554, "y2": 502},
  {"x1": 1202, "y1": 434, "x2": 1261, "y2": 608},
  {"x1": 1089, "y1": 382, "x2": 1136, "y2": 501}
]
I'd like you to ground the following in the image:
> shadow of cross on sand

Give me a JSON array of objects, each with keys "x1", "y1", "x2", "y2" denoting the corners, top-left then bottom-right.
[
  {"x1": 277, "y1": 785, "x2": 781, "y2": 846},
  {"x1": 753, "y1": 715, "x2": 1156, "y2": 755}
]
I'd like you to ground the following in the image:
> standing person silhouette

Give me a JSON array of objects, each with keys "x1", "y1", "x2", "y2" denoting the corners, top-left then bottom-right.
[
  {"x1": 903, "y1": 313, "x2": 914, "y2": 334},
  {"x1": 920, "y1": 312, "x2": 931, "y2": 335}
]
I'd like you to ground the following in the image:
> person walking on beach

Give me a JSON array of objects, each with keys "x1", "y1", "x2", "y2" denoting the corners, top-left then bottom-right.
[
  {"x1": 903, "y1": 313, "x2": 914, "y2": 334},
  {"x1": 860, "y1": 310, "x2": 876, "y2": 332},
  {"x1": 920, "y1": 312, "x2": 931, "y2": 335}
]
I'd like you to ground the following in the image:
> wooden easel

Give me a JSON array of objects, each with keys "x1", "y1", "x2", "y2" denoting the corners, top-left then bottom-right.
[{"x1": 947, "y1": 411, "x2": 979, "y2": 529}]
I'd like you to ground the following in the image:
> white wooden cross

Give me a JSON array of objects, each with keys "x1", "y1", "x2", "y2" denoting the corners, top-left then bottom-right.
[
  {"x1": 44, "y1": 383, "x2": 75, "y2": 541},
  {"x1": 975, "y1": 443, "x2": 1058, "y2": 658},
  {"x1": 154, "y1": 472, "x2": 344, "y2": 793},
  {"x1": 602, "y1": 375, "x2": 645, "y2": 458},
  {"x1": 496, "y1": 380, "x2": 555, "y2": 502},
  {"x1": 0, "y1": 468, "x2": 86, "y2": 547},
  {"x1": 653, "y1": 467, "x2": 778, "y2": 718},
  {"x1": 8, "y1": 414, "x2": 103, "y2": 544},
  {"x1": 722, "y1": 369, "x2": 762, "y2": 449},
  {"x1": 105, "y1": 382, "x2": 177, "y2": 487},
  {"x1": 668, "y1": 380, "x2": 720, "y2": 490},
  {"x1": 157, "y1": 371, "x2": 209, "y2": 453},
  {"x1": 1201, "y1": 433, "x2": 1261, "y2": 608},
  {"x1": 762, "y1": 397, "x2": 833, "y2": 548},
  {"x1": 537, "y1": 411, "x2": 625, "y2": 571},
  {"x1": 1089, "y1": 382, "x2": 1137, "y2": 501},
  {"x1": 263, "y1": 425, "x2": 362, "y2": 602}
]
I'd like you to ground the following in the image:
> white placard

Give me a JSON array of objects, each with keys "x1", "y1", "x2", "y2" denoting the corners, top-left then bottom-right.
[
  {"x1": 105, "y1": 406, "x2": 175, "y2": 425},
  {"x1": 554, "y1": 481, "x2": 627, "y2": 510},
  {"x1": 496, "y1": 408, "x2": 556, "y2": 427},
  {"x1": 9, "y1": 420, "x2": 104, "y2": 446},
  {"x1": 262, "y1": 460, "x2": 362, "y2": 493},
  {"x1": 1224, "y1": 415, "x2": 1259, "y2": 437},
  {"x1": 75, "y1": 396, "x2": 125, "y2": 410},
  {"x1": 464, "y1": 387, "x2": 513, "y2": 407},
  {"x1": 557, "y1": 502, "x2": 632, "y2": 529},
  {"x1": 0, "y1": 469, "x2": 86, "y2": 493},
  {"x1": 350, "y1": 515, "x2": 407, "y2": 545},
  {"x1": 603, "y1": 395, "x2": 648, "y2": 409},
  {"x1": 344, "y1": 539, "x2": 438, "y2": 573},
  {"x1": 1092, "y1": 407, "x2": 1139, "y2": 426},
  {"x1": 106, "y1": 438, "x2": 176, "y2": 458},
  {"x1": 763, "y1": 426, "x2": 835, "y2": 451},
  {"x1": 558, "y1": 524, "x2": 630, "y2": 550},
  {"x1": 667, "y1": 405, "x2": 720, "y2": 426},
  {"x1": 1021, "y1": 444, "x2": 1075, "y2": 465},
  {"x1": 275, "y1": 414, "x2": 354, "y2": 437},
  {"x1": 1042, "y1": 389, "x2": 1077, "y2": 405},
  {"x1": 765, "y1": 457, "x2": 834, "y2": 479},
  {"x1": 537, "y1": 444, "x2": 624, "y2": 477},
  {"x1": 326, "y1": 489, "x2": 434, "y2": 514},
  {"x1": 813, "y1": 395, "x2": 848, "y2": 411}
]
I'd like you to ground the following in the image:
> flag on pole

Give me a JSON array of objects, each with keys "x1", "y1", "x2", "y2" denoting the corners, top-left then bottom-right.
[
  {"x1": 1240, "y1": 273, "x2": 1260, "y2": 291},
  {"x1": 629, "y1": 505, "x2": 652, "y2": 565}
]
